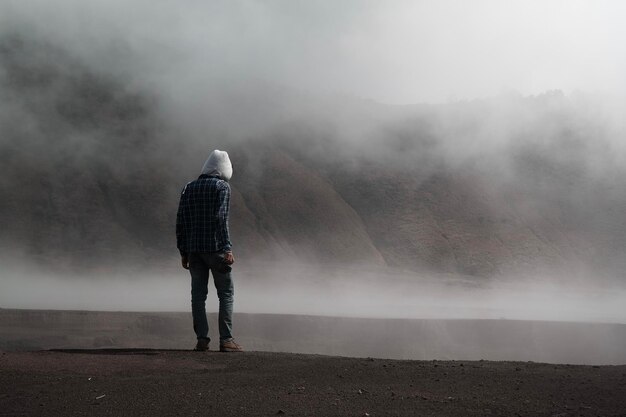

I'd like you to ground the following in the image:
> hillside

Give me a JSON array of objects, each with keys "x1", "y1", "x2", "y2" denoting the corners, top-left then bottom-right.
[{"x1": 2, "y1": 35, "x2": 626, "y2": 280}]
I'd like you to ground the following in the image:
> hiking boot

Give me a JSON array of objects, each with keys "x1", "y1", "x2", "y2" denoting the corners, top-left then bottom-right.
[
  {"x1": 194, "y1": 338, "x2": 210, "y2": 351},
  {"x1": 219, "y1": 338, "x2": 243, "y2": 352}
]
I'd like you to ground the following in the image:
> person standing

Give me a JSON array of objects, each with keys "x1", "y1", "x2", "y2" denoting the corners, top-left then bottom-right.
[{"x1": 176, "y1": 149, "x2": 243, "y2": 352}]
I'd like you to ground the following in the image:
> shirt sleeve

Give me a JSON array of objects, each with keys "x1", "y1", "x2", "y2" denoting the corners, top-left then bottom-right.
[
  {"x1": 176, "y1": 189, "x2": 188, "y2": 256},
  {"x1": 216, "y1": 182, "x2": 232, "y2": 252}
]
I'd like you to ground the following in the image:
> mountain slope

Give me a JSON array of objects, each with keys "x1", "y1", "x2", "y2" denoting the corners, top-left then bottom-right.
[{"x1": 2, "y1": 35, "x2": 626, "y2": 280}]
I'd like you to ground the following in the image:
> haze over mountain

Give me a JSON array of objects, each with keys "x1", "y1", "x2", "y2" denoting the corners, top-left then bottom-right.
[{"x1": 2, "y1": 34, "x2": 626, "y2": 283}]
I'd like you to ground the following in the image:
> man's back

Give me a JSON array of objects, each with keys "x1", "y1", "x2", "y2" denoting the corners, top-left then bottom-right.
[{"x1": 176, "y1": 175, "x2": 232, "y2": 255}]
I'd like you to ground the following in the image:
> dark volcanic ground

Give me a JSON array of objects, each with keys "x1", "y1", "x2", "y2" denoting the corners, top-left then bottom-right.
[
  {"x1": 3, "y1": 309, "x2": 626, "y2": 366},
  {"x1": 2, "y1": 310, "x2": 626, "y2": 416},
  {"x1": 1, "y1": 349, "x2": 626, "y2": 417},
  {"x1": 3, "y1": 309, "x2": 626, "y2": 365}
]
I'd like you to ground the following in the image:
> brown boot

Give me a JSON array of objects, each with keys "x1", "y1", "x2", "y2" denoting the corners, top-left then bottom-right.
[{"x1": 219, "y1": 338, "x2": 243, "y2": 352}]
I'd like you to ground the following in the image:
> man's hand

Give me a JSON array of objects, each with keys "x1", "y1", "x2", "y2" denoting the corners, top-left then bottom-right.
[
  {"x1": 181, "y1": 255, "x2": 189, "y2": 270},
  {"x1": 224, "y1": 251, "x2": 234, "y2": 265}
]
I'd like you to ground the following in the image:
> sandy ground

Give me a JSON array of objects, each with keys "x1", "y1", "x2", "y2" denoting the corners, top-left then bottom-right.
[
  {"x1": 1, "y1": 349, "x2": 626, "y2": 417},
  {"x1": 2, "y1": 309, "x2": 626, "y2": 416},
  {"x1": 3, "y1": 309, "x2": 626, "y2": 365}
]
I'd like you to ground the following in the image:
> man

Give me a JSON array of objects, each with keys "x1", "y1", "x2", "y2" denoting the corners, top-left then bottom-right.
[{"x1": 176, "y1": 149, "x2": 243, "y2": 352}]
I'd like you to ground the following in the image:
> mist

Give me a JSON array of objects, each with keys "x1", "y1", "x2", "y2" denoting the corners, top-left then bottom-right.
[
  {"x1": 2, "y1": 0, "x2": 626, "y2": 339},
  {"x1": 4, "y1": 0, "x2": 626, "y2": 103},
  {"x1": 3, "y1": 265, "x2": 626, "y2": 325}
]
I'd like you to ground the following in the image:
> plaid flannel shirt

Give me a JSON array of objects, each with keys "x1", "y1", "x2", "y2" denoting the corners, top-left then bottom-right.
[{"x1": 176, "y1": 174, "x2": 232, "y2": 256}]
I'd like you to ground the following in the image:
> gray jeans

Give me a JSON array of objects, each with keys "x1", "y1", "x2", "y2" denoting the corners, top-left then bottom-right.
[{"x1": 189, "y1": 252, "x2": 234, "y2": 342}]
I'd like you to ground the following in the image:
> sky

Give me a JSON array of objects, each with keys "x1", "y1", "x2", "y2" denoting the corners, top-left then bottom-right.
[{"x1": 2, "y1": 0, "x2": 625, "y2": 105}]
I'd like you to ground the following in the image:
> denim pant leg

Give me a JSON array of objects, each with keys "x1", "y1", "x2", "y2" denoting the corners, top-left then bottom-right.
[
  {"x1": 189, "y1": 253, "x2": 210, "y2": 341},
  {"x1": 209, "y1": 253, "x2": 234, "y2": 341}
]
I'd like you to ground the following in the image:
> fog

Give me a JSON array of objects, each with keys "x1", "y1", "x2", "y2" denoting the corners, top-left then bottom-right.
[
  {"x1": 2, "y1": 0, "x2": 626, "y2": 340},
  {"x1": 2, "y1": 262, "x2": 626, "y2": 324},
  {"x1": 4, "y1": 0, "x2": 626, "y2": 105}
]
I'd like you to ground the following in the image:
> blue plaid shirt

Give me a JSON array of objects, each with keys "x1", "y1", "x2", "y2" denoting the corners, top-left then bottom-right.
[{"x1": 176, "y1": 174, "x2": 232, "y2": 256}]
